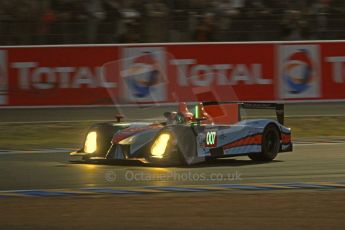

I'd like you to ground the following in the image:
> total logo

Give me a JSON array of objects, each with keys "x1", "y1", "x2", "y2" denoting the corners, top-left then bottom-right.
[
  {"x1": 11, "y1": 63, "x2": 116, "y2": 90},
  {"x1": 283, "y1": 49, "x2": 314, "y2": 93},
  {"x1": 278, "y1": 45, "x2": 321, "y2": 99},
  {"x1": 121, "y1": 47, "x2": 166, "y2": 102}
]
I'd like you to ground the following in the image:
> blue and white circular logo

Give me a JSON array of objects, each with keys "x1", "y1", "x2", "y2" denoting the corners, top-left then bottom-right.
[{"x1": 283, "y1": 49, "x2": 314, "y2": 94}]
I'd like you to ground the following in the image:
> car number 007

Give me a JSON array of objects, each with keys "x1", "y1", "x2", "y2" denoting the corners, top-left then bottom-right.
[{"x1": 206, "y1": 131, "x2": 217, "y2": 147}]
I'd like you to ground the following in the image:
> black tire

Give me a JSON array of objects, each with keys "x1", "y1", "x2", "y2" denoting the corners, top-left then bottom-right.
[{"x1": 249, "y1": 124, "x2": 280, "y2": 162}]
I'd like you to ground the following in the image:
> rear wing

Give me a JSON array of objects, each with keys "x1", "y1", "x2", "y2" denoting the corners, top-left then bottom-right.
[
  {"x1": 202, "y1": 102, "x2": 285, "y2": 125},
  {"x1": 240, "y1": 102, "x2": 285, "y2": 125}
]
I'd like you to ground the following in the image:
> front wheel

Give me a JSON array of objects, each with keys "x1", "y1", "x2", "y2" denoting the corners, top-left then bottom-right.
[{"x1": 248, "y1": 124, "x2": 280, "y2": 162}]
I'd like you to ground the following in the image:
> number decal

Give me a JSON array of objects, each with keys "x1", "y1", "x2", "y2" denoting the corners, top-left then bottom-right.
[{"x1": 205, "y1": 131, "x2": 217, "y2": 147}]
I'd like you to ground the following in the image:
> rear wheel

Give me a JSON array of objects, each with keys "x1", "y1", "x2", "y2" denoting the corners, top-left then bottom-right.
[{"x1": 249, "y1": 124, "x2": 280, "y2": 162}]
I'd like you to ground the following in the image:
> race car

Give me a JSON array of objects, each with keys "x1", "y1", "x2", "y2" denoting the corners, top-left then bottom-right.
[{"x1": 70, "y1": 102, "x2": 292, "y2": 165}]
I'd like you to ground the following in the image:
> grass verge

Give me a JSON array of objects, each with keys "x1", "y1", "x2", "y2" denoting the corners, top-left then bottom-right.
[{"x1": 0, "y1": 117, "x2": 344, "y2": 150}]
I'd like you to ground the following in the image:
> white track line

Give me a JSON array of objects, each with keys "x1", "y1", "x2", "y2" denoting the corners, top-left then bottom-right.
[
  {"x1": 0, "y1": 114, "x2": 345, "y2": 124},
  {"x1": 0, "y1": 118, "x2": 163, "y2": 124},
  {"x1": 245, "y1": 114, "x2": 345, "y2": 118},
  {"x1": 0, "y1": 149, "x2": 72, "y2": 155},
  {"x1": 294, "y1": 142, "x2": 345, "y2": 146},
  {"x1": 0, "y1": 100, "x2": 345, "y2": 109}
]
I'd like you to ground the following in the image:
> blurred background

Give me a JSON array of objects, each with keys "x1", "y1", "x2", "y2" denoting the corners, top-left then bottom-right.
[{"x1": 1, "y1": 0, "x2": 345, "y2": 45}]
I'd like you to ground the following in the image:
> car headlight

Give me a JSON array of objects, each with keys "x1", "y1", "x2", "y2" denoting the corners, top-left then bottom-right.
[
  {"x1": 151, "y1": 133, "x2": 170, "y2": 158},
  {"x1": 84, "y1": 131, "x2": 97, "y2": 153}
]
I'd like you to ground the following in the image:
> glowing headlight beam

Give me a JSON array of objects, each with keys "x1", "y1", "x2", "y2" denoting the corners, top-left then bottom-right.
[
  {"x1": 84, "y1": 131, "x2": 97, "y2": 153},
  {"x1": 151, "y1": 133, "x2": 170, "y2": 158}
]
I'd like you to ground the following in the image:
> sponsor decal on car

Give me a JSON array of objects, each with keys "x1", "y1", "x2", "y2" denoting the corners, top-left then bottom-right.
[{"x1": 205, "y1": 131, "x2": 217, "y2": 148}]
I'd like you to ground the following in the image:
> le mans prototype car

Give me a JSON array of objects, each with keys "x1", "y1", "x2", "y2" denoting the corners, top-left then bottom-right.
[{"x1": 70, "y1": 102, "x2": 292, "y2": 165}]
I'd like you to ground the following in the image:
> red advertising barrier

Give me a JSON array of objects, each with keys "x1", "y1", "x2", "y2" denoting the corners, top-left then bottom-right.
[
  {"x1": 117, "y1": 44, "x2": 275, "y2": 104},
  {"x1": 320, "y1": 43, "x2": 345, "y2": 100},
  {"x1": 1, "y1": 42, "x2": 345, "y2": 107},
  {"x1": 0, "y1": 46, "x2": 119, "y2": 106}
]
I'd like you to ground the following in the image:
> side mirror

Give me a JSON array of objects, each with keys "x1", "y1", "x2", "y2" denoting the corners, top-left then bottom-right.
[{"x1": 115, "y1": 113, "x2": 124, "y2": 123}]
